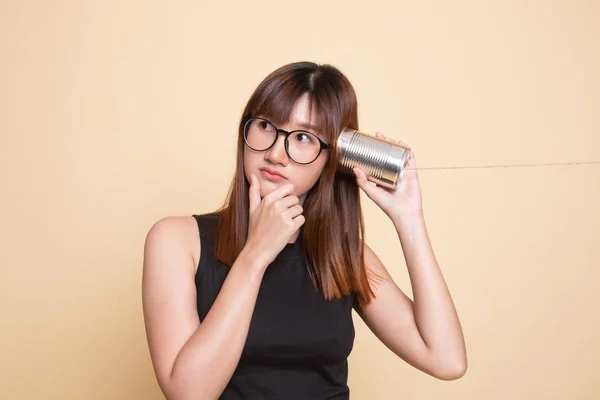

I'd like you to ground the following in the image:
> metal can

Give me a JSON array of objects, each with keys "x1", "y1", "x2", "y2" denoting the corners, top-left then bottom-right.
[{"x1": 337, "y1": 128, "x2": 411, "y2": 190}]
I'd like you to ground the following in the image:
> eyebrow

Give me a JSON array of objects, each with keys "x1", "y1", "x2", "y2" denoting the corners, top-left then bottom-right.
[
  {"x1": 294, "y1": 121, "x2": 319, "y2": 132},
  {"x1": 257, "y1": 114, "x2": 321, "y2": 135}
]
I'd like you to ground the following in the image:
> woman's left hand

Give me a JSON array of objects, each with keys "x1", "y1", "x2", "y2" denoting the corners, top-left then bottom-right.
[{"x1": 353, "y1": 133, "x2": 423, "y2": 220}]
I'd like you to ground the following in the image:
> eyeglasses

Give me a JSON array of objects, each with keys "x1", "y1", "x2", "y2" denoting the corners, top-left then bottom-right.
[{"x1": 243, "y1": 117, "x2": 330, "y2": 165}]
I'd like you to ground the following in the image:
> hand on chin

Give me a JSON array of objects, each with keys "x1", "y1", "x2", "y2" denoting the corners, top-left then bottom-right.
[{"x1": 258, "y1": 176, "x2": 285, "y2": 198}]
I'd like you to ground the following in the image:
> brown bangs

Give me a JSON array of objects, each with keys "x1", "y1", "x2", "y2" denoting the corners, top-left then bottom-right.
[
  {"x1": 246, "y1": 79, "x2": 311, "y2": 126},
  {"x1": 242, "y1": 64, "x2": 353, "y2": 146}
]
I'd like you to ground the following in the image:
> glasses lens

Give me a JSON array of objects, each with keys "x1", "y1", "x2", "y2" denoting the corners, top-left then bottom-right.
[
  {"x1": 244, "y1": 118, "x2": 276, "y2": 150},
  {"x1": 287, "y1": 131, "x2": 321, "y2": 164}
]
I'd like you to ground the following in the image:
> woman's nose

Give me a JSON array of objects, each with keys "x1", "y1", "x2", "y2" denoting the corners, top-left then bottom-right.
[{"x1": 264, "y1": 134, "x2": 289, "y2": 165}]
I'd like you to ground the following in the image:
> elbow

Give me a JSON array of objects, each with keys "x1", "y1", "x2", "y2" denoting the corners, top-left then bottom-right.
[
  {"x1": 156, "y1": 374, "x2": 190, "y2": 400},
  {"x1": 160, "y1": 371, "x2": 216, "y2": 400}
]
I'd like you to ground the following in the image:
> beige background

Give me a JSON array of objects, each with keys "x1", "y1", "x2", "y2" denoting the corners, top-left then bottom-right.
[{"x1": 1, "y1": 0, "x2": 599, "y2": 399}]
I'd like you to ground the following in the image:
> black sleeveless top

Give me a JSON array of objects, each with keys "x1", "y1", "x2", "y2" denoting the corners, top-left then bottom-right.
[{"x1": 193, "y1": 213, "x2": 356, "y2": 399}]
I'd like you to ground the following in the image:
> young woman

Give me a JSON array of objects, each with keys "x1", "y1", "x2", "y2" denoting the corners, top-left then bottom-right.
[{"x1": 142, "y1": 61, "x2": 467, "y2": 400}]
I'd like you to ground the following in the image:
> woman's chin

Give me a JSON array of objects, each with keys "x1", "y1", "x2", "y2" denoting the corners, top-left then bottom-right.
[{"x1": 258, "y1": 179, "x2": 280, "y2": 195}]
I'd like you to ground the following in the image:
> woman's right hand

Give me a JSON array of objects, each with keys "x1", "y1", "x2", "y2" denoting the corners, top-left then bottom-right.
[{"x1": 244, "y1": 174, "x2": 305, "y2": 267}]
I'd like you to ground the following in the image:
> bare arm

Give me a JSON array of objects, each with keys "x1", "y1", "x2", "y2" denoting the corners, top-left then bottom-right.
[
  {"x1": 352, "y1": 139, "x2": 466, "y2": 380},
  {"x1": 356, "y1": 212, "x2": 467, "y2": 380},
  {"x1": 142, "y1": 179, "x2": 303, "y2": 400},
  {"x1": 142, "y1": 216, "x2": 267, "y2": 400}
]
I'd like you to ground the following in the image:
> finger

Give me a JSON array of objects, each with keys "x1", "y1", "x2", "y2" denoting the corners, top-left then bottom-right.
[
  {"x1": 376, "y1": 132, "x2": 394, "y2": 141},
  {"x1": 284, "y1": 204, "x2": 303, "y2": 219},
  {"x1": 353, "y1": 167, "x2": 381, "y2": 199},
  {"x1": 248, "y1": 174, "x2": 261, "y2": 214},
  {"x1": 404, "y1": 149, "x2": 417, "y2": 168},
  {"x1": 278, "y1": 194, "x2": 300, "y2": 209},
  {"x1": 375, "y1": 132, "x2": 395, "y2": 143},
  {"x1": 376, "y1": 132, "x2": 399, "y2": 146},
  {"x1": 376, "y1": 132, "x2": 411, "y2": 148},
  {"x1": 396, "y1": 139, "x2": 410, "y2": 148},
  {"x1": 292, "y1": 214, "x2": 306, "y2": 229},
  {"x1": 264, "y1": 182, "x2": 295, "y2": 203}
]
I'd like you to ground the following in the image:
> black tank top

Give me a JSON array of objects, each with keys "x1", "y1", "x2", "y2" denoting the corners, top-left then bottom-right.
[{"x1": 193, "y1": 213, "x2": 356, "y2": 399}]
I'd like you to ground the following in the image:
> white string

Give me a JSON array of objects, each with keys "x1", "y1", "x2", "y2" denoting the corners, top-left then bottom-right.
[{"x1": 407, "y1": 160, "x2": 600, "y2": 171}]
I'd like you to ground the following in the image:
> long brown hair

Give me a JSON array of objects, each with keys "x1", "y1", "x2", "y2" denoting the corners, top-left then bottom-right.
[{"x1": 214, "y1": 61, "x2": 374, "y2": 307}]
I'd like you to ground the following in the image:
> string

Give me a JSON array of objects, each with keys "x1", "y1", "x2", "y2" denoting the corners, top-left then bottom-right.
[{"x1": 406, "y1": 160, "x2": 600, "y2": 171}]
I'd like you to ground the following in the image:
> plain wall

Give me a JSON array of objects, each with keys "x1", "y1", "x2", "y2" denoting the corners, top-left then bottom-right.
[{"x1": 1, "y1": 1, "x2": 599, "y2": 398}]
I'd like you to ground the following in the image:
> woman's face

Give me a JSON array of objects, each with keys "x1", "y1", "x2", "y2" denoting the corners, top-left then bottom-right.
[{"x1": 243, "y1": 94, "x2": 330, "y2": 204}]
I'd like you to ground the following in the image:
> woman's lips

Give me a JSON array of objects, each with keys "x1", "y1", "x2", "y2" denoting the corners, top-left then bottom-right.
[{"x1": 260, "y1": 167, "x2": 286, "y2": 181}]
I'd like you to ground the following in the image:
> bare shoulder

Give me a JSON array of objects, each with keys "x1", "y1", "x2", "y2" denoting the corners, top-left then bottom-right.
[
  {"x1": 145, "y1": 215, "x2": 199, "y2": 244},
  {"x1": 144, "y1": 216, "x2": 201, "y2": 273}
]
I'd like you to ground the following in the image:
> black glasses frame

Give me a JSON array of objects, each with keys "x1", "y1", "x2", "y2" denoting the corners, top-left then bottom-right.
[{"x1": 243, "y1": 117, "x2": 330, "y2": 165}]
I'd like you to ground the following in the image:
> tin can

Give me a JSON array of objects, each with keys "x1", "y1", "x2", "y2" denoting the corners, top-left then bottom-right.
[{"x1": 337, "y1": 128, "x2": 411, "y2": 190}]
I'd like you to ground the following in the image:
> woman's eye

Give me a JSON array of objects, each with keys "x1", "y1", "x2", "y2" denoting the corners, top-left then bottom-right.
[
  {"x1": 259, "y1": 121, "x2": 274, "y2": 131},
  {"x1": 296, "y1": 133, "x2": 311, "y2": 142}
]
